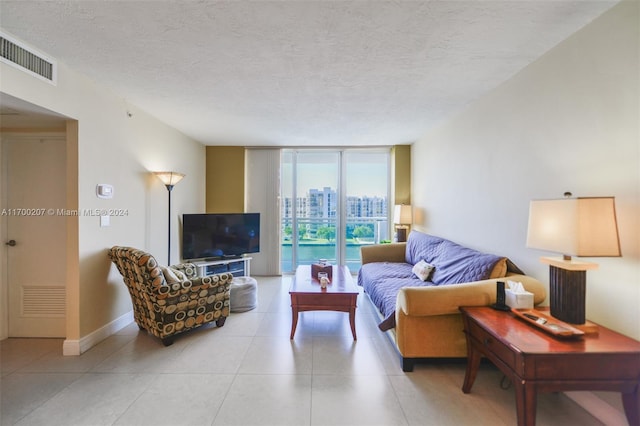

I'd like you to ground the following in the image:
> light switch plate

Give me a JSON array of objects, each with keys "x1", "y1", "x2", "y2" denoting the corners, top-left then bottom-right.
[{"x1": 96, "y1": 184, "x2": 114, "y2": 199}]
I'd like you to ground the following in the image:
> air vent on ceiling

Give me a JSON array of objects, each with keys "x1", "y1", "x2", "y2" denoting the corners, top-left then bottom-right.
[{"x1": 0, "y1": 32, "x2": 57, "y2": 85}]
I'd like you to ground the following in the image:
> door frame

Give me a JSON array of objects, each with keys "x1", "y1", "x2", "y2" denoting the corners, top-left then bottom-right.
[
  {"x1": 0, "y1": 123, "x2": 78, "y2": 345},
  {"x1": 0, "y1": 134, "x2": 7, "y2": 339}
]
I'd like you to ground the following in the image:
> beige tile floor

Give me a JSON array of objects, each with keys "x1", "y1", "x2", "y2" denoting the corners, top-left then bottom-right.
[{"x1": 1, "y1": 275, "x2": 605, "y2": 426}]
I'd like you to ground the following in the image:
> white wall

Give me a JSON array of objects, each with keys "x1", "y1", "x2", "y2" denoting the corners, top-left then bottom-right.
[
  {"x1": 413, "y1": 0, "x2": 639, "y2": 339},
  {"x1": 0, "y1": 44, "x2": 205, "y2": 346}
]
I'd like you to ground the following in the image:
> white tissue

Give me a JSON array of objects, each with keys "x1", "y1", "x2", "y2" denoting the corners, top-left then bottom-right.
[
  {"x1": 505, "y1": 281, "x2": 533, "y2": 309},
  {"x1": 507, "y1": 280, "x2": 526, "y2": 293}
]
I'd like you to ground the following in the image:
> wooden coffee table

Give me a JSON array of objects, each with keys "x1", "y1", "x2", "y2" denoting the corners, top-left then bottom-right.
[
  {"x1": 289, "y1": 265, "x2": 358, "y2": 340},
  {"x1": 460, "y1": 306, "x2": 640, "y2": 426}
]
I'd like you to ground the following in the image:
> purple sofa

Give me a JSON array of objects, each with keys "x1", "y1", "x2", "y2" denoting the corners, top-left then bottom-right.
[{"x1": 358, "y1": 230, "x2": 546, "y2": 371}]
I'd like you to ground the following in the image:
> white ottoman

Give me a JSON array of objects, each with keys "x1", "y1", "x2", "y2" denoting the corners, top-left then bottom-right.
[{"x1": 230, "y1": 276, "x2": 258, "y2": 312}]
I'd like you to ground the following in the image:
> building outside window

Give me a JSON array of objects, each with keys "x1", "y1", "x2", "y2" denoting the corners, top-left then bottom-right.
[{"x1": 281, "y1": 149, "x2": 390, "y2": 273}]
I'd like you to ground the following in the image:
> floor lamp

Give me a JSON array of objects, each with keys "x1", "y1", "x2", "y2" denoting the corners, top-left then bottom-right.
[
  {"x1": 154, "y1": 171, "x2": 185, "y2": 265},
  {"x1": 526, "y1": 195, "x2": 620, "y2": 327}
]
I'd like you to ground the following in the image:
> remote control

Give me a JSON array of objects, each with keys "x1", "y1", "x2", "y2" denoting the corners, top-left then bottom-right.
[{"x1": 523, "y1": 312, "x2": 547, "y2": 325}]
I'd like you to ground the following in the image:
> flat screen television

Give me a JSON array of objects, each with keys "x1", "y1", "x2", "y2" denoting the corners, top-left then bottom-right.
[{"x1": 182, "y1": 213, "x2": 260, "y2": 261}]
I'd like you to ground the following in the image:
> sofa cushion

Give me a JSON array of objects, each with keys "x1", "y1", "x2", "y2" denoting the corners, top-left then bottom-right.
[
  {"x1": 358, "y1": 262, "x2": 434, "y2": 330},
  {"x1": 405, "y1": 232, "x2": 444, "y2": 266},
  {"x1": 405, "y1": 231, "x2": 504, "y2": 285},
  {"x1": 489, "y1": 257, "x2": 508, "y2": 279},
  {"x1": 412, "y1": 260, "x2": 434, "y2": 281}
]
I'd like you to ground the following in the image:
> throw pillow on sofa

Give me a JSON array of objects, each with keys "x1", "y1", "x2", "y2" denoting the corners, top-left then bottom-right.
[
  {"x1": 412, "y1": 260, "x2": 434, "y2": 281},
  {"x1": 489, "y1": 257, "x2": 508, "y2": 278}
]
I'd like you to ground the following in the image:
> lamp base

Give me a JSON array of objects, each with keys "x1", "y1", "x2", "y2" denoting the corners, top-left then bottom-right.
[
  {"x1": 396, "y1": 227, "x2": 408, "y2": 243},
  {"x1": 549, "y1": 265, "x2": 586, "y2": 324}
]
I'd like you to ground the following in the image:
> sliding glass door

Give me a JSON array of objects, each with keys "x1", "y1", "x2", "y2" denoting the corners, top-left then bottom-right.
[
  {"x1": 343, "y1": 150, "x2": 390, "y2": 270},
  {"x1": 281, "y1": 151, "x2": 340, "y2": 272},
  {"x1": 281, "y1": 149, "x2": 390, "y2": 273}
]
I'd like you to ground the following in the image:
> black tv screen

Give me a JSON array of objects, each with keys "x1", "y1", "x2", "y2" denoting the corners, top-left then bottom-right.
[{"x1": 182, "y1": 213, "x2": 260, "y2": 260}]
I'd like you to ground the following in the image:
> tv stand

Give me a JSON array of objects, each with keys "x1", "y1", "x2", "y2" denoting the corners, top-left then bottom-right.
[{"x1": 193, "y1": 257, "x2": 251, "y2": 278}]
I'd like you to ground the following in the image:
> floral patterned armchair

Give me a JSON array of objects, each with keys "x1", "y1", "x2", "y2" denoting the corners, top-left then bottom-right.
[{"x1": 109, "y1": 246, "x2": 231, "y2": 346}]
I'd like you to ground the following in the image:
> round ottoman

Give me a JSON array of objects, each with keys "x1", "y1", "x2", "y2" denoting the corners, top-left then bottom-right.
[{"x1": 230, "y1": 276, "x2": 258, "y2": 312}]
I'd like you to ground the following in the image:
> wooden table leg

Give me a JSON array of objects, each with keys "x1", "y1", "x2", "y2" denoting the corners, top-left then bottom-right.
[
  {"x1": 514, "y1": 380, "x2": 537, "y2": 426},
  {"x1": 622, "y1": 386, "x2": 640, "y2": 426},
  {"x1": 462, "y1": 344, "x2": 481, "y2": 393},
  {"x1": 349, "y1": 307, "x2": 357, "y2": 340},
  {"x1": 290, "y1": 306, "x2": 298, "y2": 339}
]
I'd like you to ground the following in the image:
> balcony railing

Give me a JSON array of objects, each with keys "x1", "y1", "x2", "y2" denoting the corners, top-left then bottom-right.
[{"x1": 281, "y1": 216, "x2": 389, "y2": 273}]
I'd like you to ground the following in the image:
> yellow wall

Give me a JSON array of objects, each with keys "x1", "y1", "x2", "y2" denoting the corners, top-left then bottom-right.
[
  {"x1": 206, "y1": 146, "x2": 245, "y2": 213},
  {"x1": 393, "y1": 145, "x2": 411, "y2": 205}
]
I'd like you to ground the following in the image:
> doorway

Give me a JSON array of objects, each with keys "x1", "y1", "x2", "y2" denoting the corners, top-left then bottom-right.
[{"x1": 2, "y1": 134, "x2": 67, "y2": 337}]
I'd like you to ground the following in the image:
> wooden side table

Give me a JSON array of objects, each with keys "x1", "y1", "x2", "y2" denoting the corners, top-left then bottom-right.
[{"x1": 460, "y1": 306, "x2": 640, "y2": 426}]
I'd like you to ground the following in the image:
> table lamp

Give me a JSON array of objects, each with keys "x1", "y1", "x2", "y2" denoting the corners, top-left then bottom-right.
[
  {"x1": 393, "y1": 204, "x2": 412, "y2": 243},
  {"x1": 526, "y1": 194, "x2": 620, "y2": 326}
]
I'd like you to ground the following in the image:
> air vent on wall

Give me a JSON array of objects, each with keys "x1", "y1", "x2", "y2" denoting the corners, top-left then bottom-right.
[{"x1": 0, "y1": 32, "x2": 56, "y2": 85}]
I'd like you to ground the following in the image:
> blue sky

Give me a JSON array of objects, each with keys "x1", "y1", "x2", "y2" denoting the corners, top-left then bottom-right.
[{"x1": 282, "y1": 152, "x2": 389, "y2": 198}]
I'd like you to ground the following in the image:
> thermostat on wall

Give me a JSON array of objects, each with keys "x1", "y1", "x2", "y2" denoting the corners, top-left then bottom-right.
[{"x1": 96, "y1": 184, "x2": 114, "y2": 199}]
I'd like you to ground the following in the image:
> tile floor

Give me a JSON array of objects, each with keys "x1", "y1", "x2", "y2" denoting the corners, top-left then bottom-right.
[{"x1": 1, "y1": 276, "x2": 605, "y2": 426}]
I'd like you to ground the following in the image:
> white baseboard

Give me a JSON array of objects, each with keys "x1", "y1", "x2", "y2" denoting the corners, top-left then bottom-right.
[
  {"x1": 62, "y1": 339, "x2": 80, "y2": 356},
  {"x1": 63, "y1": 310, "x2": 134, "y2": 356},
  {"x1": 565, "y1": 391, "x2": 627, "y2": 425}
]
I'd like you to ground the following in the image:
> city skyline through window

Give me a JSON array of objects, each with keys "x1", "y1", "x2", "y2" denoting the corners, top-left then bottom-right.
[{"x1": 281, "y1": 149, "x2": 390, "y2": 272}]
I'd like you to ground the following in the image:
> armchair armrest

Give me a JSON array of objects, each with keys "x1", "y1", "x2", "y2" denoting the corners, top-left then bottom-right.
[
  {"x1": 396, "y1": 274, "x2": 546, "y2": 317},
  {"x1": 360, "y1": 243, "x2": 406, "y2": 265},
  {"x1": 153, "y1": 272, "x2": 233, "y2": 296},
  {"x1": 168, "y1": 262, "x2": 199, "y2": 280}
]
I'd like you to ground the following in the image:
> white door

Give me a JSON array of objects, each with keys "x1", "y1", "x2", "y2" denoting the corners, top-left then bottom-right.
[{"x1": 4, "y1": 135, "x2": 66, "y2": 337}]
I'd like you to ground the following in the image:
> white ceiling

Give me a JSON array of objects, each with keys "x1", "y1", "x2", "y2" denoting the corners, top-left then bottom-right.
[{"x1": 0, "y1": 0, "x2": 618, "y2": 146}]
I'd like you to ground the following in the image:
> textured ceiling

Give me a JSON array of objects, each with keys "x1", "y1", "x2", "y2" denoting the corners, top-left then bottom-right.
[{"x1": 0, "y1": 1, "x2": 618, "y2": 146}]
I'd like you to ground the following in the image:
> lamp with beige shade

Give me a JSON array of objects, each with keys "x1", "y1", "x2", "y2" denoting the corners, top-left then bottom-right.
[{"x1": 526, "y1": 193, "x2": 621, "y2": 328}]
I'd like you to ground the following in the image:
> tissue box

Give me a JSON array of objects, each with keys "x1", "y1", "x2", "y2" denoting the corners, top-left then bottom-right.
[
  {"x1": 311, "y1": 263, "x2": 332, "y2": 280},
  {"x1": 505, "y1": 289, "x2": 534, "y2": 309}
]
